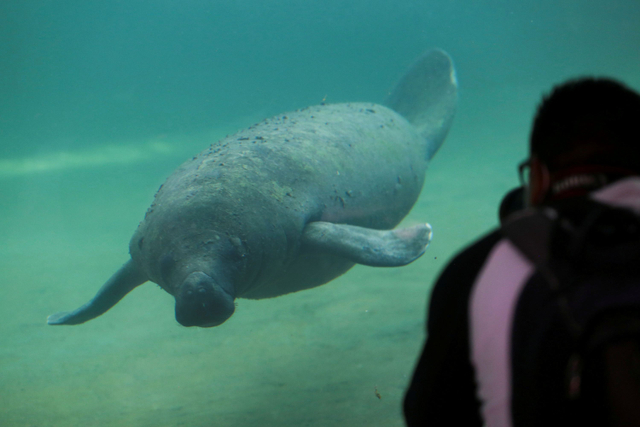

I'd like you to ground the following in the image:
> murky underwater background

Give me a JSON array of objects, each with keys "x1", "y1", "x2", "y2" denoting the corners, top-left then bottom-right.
[{"x1": 1, "y1": 1, "x2": 639, "y2": 426}]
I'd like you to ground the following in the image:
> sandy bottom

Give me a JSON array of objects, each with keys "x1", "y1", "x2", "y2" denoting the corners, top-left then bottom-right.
[{"x1": 0, "y1": 87, "x2": 532, "y2": 426}]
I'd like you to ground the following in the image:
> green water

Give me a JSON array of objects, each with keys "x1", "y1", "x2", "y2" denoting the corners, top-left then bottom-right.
[{"x1": 1, "y1": 1, "x2": 639, "y2": 426}]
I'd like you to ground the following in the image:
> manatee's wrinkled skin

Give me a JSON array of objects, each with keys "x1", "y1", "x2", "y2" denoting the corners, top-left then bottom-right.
[
  {"x1": 133, "y1": 104, "x2": 425, "y2": 300},
  {"x1": 48, "y1": 49, "x2": 457, "y2": 328}
]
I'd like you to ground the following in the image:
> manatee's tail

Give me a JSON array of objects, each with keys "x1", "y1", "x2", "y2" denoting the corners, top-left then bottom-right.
[{"x1": 385, "y1": 49, "x2": 457, "y2": 160}]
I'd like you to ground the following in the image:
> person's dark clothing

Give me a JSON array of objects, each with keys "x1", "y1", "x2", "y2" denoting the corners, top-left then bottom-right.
[
  {"x1": 404, "y1": 177, "x2": 640, "y2": 427},
  {"x1": 404, "y1": 229, "x2": 500, "y2": 427}
]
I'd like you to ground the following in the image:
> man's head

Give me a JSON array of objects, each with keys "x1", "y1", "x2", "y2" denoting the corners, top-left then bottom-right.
[{"x1": 526, "y1": 78, "x2": 640, "y2": 206}]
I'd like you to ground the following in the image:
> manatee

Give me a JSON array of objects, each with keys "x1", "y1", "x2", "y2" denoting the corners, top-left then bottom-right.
[{"x1": 47, "y1": 49, "x2": 457, "y2": 328}]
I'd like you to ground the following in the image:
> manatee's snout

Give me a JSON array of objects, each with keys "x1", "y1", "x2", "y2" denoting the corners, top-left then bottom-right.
[{"x1": 175, "y1": 272, "x2": 235, "y2": 327}]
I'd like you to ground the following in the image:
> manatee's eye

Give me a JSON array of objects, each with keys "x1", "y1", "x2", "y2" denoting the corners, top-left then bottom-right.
[{"x1": 226, "y1": 236, "x2": 247, "y2": 265}]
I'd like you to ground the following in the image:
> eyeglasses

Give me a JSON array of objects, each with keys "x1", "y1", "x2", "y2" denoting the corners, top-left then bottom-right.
[{"x1": 518, "y1": 159, "x2": 531, "y2": 187}]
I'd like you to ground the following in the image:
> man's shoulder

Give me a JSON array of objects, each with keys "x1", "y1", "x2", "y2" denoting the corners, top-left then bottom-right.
[
  {"x1": 440, "y1": 229, "x2": 504, "y2": 283},
  {"x1": 428, "y1": 229, "x2": 504, "y2": 312}
]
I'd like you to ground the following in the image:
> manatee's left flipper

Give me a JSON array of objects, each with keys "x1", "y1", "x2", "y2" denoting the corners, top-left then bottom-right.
[
  {"x1": 47, "y1": 259, "x2": 148, "y2": 325},
  {"x1": 301, "y1": 221, "x2": 433, "y2": 267}
]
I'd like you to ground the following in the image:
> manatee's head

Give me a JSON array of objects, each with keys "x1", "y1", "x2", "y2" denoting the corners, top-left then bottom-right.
[{"x1": 174, "y1": 271, "x2": 235, "y2": 327}]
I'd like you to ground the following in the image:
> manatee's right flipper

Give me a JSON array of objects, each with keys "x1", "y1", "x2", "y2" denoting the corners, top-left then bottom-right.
[
  {"x1": 301, "y1": 222, "x2": 433, "y2": 267},
  {"x1": 47, "y1": 259, "x2": 147, "y2": 325},
  {"x1": 385, "y1": 49, "x2": 458, "y2": 160}
]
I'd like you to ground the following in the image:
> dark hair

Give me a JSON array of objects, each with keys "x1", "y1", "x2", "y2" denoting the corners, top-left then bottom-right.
[{"x1": 530, "y1": 78, "x2": 640, "y2": 173}]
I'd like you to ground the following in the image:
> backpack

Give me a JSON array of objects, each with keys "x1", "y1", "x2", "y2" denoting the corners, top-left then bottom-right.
[{"x1": 502, "y1": 198, "x2": 640, "y2": 427}]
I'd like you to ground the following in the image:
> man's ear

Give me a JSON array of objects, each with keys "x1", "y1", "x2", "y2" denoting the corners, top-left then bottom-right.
[{"x1": 529, "y1": 156, "x2": 550, "y2": 206}]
